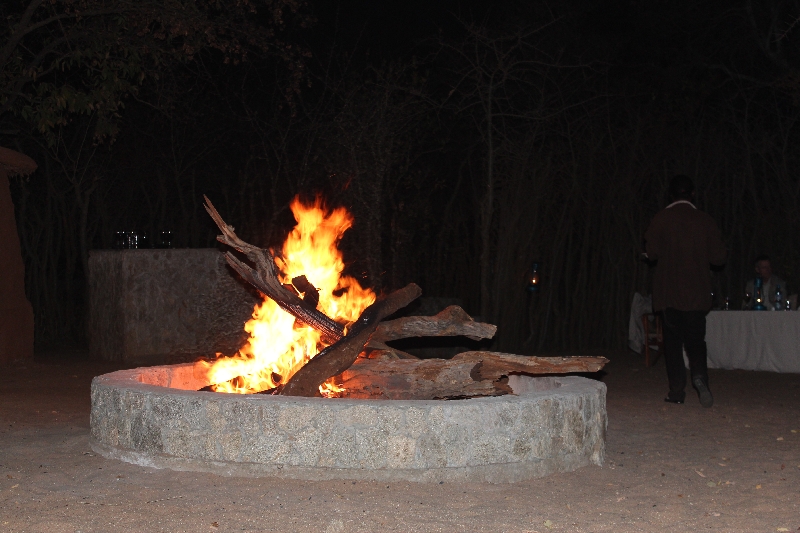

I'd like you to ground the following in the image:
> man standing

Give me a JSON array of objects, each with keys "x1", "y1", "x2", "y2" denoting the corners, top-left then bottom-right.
[
  {"x1": 644, "y1": 175, "x2": 727, "y2": 407},
  {"x1": 744, "y1": 255, "x2": 787, "y2": 310}
]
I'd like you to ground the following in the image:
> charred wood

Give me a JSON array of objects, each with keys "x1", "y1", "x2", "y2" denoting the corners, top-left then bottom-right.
[{"x1": 291, "y1": 275, "x2": 320, "y2": 308}]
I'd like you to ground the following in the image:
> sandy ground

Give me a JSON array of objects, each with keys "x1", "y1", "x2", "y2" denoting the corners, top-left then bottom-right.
[{"x1": 1, "y1": 348, "x2": 798, "y2": 533}]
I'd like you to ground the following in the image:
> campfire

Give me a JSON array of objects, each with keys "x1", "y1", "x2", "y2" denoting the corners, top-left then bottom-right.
[
  {"x1": 195, "y1": 196, "x2": 376, "y2": 395},
  {"x1": 195, "y1": 196, "x2": 608, "y2": 400}
]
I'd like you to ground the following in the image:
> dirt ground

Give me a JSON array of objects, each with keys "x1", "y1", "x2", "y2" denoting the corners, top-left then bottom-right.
[{"x1": 1, "y1": 348, "x2": 798, "y2": 533}]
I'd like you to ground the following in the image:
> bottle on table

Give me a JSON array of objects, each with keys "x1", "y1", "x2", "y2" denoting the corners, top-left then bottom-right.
[
  {"x1": 774, "y1": 285, "x2": 783, "y2": 311},
  {"x1": 753, "y1": 277, "x2": 767, "y2": 310}
]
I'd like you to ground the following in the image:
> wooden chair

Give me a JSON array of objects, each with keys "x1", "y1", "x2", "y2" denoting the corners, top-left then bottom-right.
[{"x1": 641, "y1": 313, "x2": 663, "y2": 367}]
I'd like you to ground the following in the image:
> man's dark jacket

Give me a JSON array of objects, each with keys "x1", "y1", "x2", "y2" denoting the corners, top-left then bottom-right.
[{"x1": 645, "y1": 201, "x2": 727, "y2": 312}]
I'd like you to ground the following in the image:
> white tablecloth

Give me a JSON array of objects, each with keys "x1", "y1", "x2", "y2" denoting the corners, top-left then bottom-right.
[{"x1": 706, "y1": 311, "x2": 800, "y2": 373}]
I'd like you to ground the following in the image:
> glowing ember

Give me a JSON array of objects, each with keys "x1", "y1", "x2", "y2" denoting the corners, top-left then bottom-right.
[{"x1": 195, "y1": 196, "x2": 375, "y2": 394}]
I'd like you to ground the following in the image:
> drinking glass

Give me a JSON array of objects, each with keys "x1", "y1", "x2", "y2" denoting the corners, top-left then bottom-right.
[
  {"x1": 127, "y1": 231, "x2": 139, "y2": 249},
  {"x1": 157, "y1": 231, "x2": 173, "y2": 249},
  {"x1": 113, "y1": 231, "x2": 126, "y2": 249}
]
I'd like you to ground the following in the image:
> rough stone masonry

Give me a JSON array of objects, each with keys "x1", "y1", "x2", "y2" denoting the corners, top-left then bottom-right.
[{"x1": 90, "y1": 364, "x2": 607, "y2": 483}]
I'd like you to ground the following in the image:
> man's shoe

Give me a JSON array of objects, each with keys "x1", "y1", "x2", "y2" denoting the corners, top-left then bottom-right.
[
  {"x1": 692, "y1": 376, "x2": 714, "y2": 408},
  {"x1": 664, "y1": 391, "x2": 685, "y2": 404}
]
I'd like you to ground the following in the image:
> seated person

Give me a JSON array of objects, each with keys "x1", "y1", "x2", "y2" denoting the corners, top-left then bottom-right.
[{"x1": 744, "y1": 254, "x2": 788, "y2": 309}]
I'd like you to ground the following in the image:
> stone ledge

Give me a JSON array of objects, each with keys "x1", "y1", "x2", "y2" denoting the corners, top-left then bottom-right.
[
  {"x1": 90, "y1": 364, "x2": 607, "y2": 483},
  {"x1": 88, "y1": 249, "x2": 259, "y2": 362}
]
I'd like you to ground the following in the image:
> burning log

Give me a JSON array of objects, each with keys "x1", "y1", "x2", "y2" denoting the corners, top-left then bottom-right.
[
  {"x1": 332, "y1": 352, "x2": 609, "y2": 400},
  {"x1": 203, "y1": 196, "x2": 344, "y2": 343},
  {"x1": 291, "y1": 275, "x2": 319, "y2": 308},
  {"x1": 279, "y1": 283, "x2": 423, "y2": 397}
]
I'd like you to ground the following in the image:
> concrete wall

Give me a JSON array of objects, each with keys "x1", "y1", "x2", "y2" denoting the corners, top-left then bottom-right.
[{"x1": 88, "y1": 249, "x2": 260, "y2": 363}]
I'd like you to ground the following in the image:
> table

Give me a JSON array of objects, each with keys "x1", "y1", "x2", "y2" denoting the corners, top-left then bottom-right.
[{"x1": 706, "y1": 310, "x2": 800, "y2": 373}]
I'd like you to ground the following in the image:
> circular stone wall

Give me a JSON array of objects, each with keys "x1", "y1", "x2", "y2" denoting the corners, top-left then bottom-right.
[{"x1": 90, "y1": 364, "x2": 606, "y2": 483}]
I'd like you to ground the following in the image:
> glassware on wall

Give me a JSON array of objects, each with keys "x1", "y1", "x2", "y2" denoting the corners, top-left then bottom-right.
[{"x1": 113, "y1": 231, "x2": 140, "y2": 249}]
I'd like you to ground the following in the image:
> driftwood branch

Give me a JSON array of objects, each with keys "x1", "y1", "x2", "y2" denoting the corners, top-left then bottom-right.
[
  {"x1": 363, "y1": 305, "x2": 496, "y2": 360},
  {"x1": 337, "y1": 357, "x2": 498, "y2": 399},
  {"x1": 333, "y1": 352, "x2": 609, "y2": 400},
  {"x1": 280, "y1": 283, "x2": 423, "y2": 397},
  {"x1": 368, "y1": 305, "x2": 496, "y2": 347},
  {"x1": 203, "y1": 195, "x2": 344, "y2": 343},
  {"x1": 455, "y1": 351, "x2": 608, "y2": 379}
]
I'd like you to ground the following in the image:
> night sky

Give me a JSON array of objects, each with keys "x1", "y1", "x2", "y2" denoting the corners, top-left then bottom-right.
[
  {"x1": 304, "y1": 0, "x2": 783, "y2": 91},
  {"x1": 307, "y1": 0, "x2": 494, "y2": 55}
]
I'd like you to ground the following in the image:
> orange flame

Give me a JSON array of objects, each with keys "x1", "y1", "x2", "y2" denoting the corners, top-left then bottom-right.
[{"x1": 196, "y1": 196, "x2": 375, "y2": 394}]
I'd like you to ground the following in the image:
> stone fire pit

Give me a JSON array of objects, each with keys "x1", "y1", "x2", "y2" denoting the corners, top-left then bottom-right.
[{"x1": 90, "y1": 363, "x2": 606, "y2": 483}]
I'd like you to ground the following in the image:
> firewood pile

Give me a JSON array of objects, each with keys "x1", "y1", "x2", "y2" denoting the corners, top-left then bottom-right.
[{"x1": 203, "y1": 196, "x2": 608, "y2": 400}]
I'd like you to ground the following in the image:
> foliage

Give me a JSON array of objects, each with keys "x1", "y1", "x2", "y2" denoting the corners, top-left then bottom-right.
[{"x1": 0, "y1": 0, "x2": 310, "y2": 143}]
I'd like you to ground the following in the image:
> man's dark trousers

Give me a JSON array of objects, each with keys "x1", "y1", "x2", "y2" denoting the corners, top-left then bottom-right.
[{"x1": 661, "y1": 308, "x2": 709, "y2": 395}]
